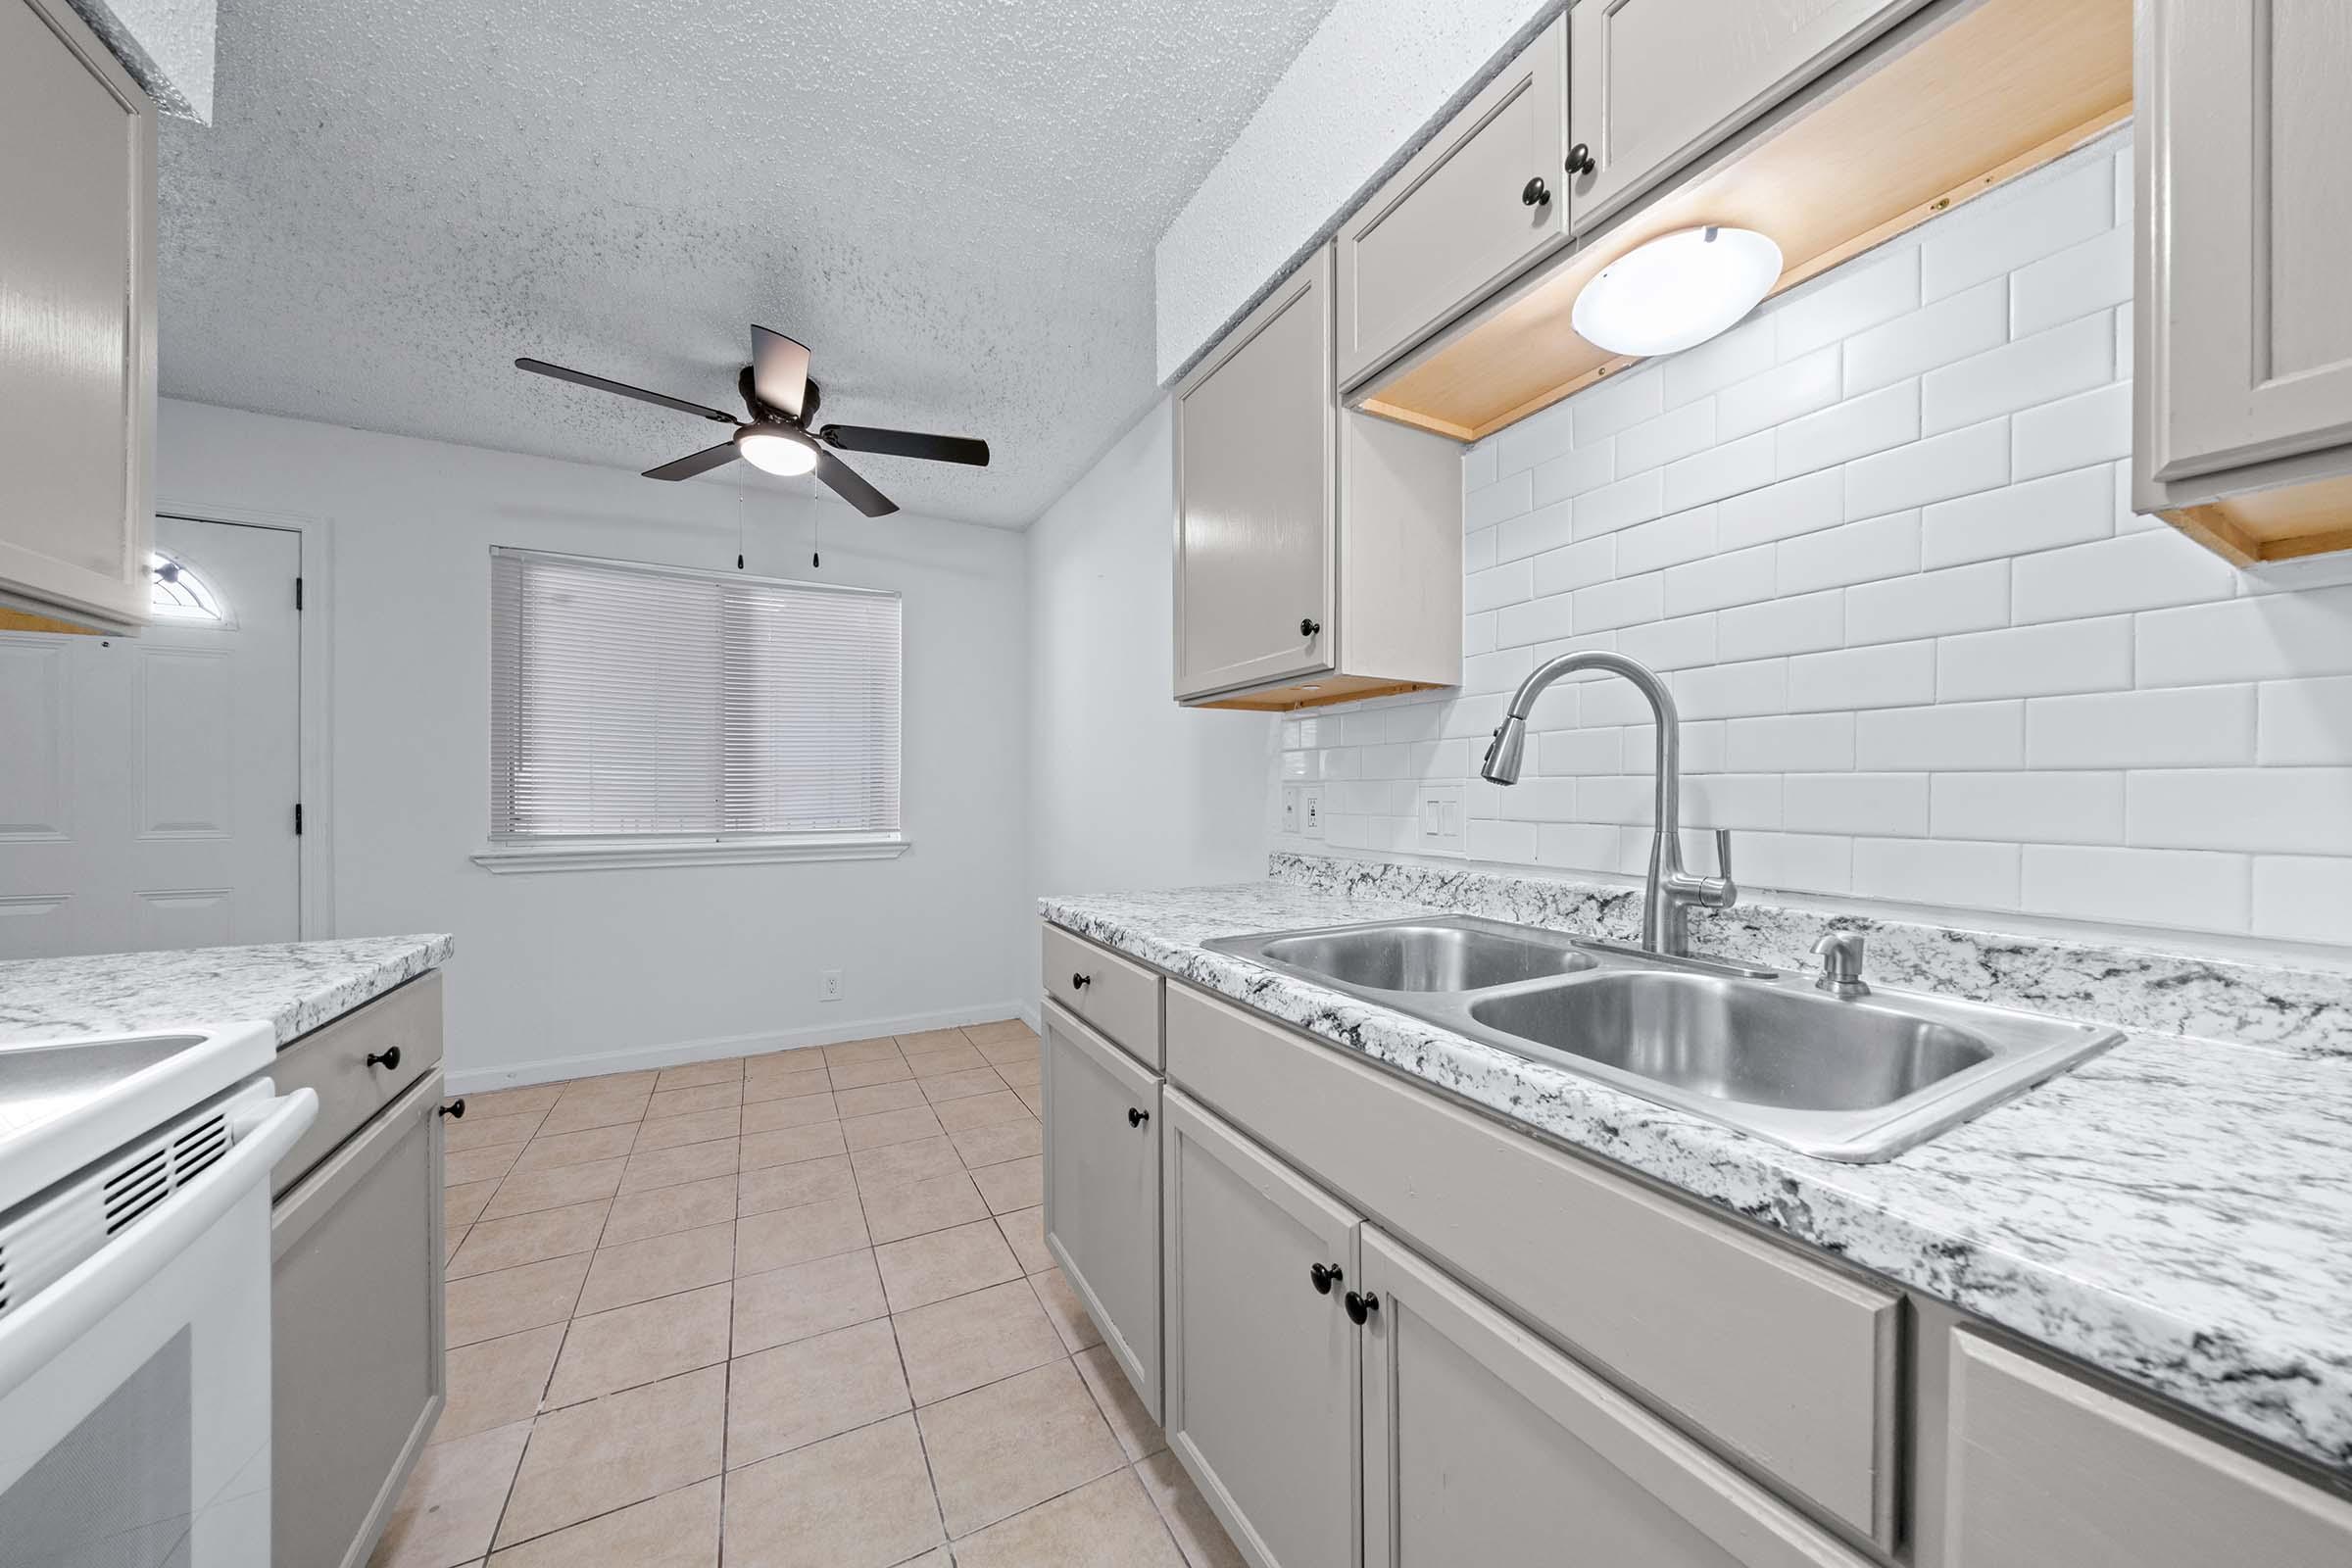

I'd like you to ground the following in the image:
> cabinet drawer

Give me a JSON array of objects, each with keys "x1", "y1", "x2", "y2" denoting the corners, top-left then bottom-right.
[
  {"x1": 1362, "y1": 1225, "x2": 1868, "y2": 1568},
  {"x1": 1166, "y1": 983, "x2": 1899, "y2": 1546},
  {"x1": 1335, "y1": 15, "x2": 1568, "y2": 386},
  {"x1": 1568, "y1": 0, "x2": 1918, "y2": 234},
  {"x1": 1043, "y1": 1002, "x2": 1162, "y2": 1418},
  {"x1": 1941, "y1": 1331, "x2": 2352, "y2": 1567},
  {"x1": 1042, "y1": 924, "x2": 1162, "y2": 1068},
  {"x1": 271, "y1": 971, "x2": 445, "y2": 1196}
]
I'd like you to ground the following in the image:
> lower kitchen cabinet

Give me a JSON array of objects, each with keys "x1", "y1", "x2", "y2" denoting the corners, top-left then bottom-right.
[
  {"x1": 270, "y1": 1068, "x2": 446, "y2": 1568},
  {"x1": 1041, "y1": 1001, "x2": 1163, "y2": 1416},
  {"x1": 1359, "y1": 1225, "x2": 1867, "y2": 1568},
  {"x1": 1162, "y1": 1088, "x2": 1360, "y2": 1568}
]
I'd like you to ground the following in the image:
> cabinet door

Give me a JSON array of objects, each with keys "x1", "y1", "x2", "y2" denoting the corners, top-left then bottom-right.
[
  {"x1": 0, "y1": 0, "x2": 155, "y2": 630},
  {"x1": 1172, "y1": 249, "x2": 1335, "y2": 701},
  {"x1": 272, "y1": 1070, "x2": 447, "y2": 1568},
  {"x1": 1334, "y1": 15, "x2": 1568, "y2": 386},
  {"x1": 1043, "y1": 1001, "x2": 1163, "y2": 1418},
  {"x1": 1568, "y1": 0, "x2": 1915, "y2": 235},
  {"x1": 1939, "y1": 1331, "x2": 2352, "y2": 1568},
  {"x1": 1359, "y1": 1226, "x2": 1869, "y2": 1568},
  {"x1": 1162, "y1": 1088, "x2": 1358, "y2": 1568},
  {"x1": 2140, "y1": 0, "x2": 2352, "y2": 482}
]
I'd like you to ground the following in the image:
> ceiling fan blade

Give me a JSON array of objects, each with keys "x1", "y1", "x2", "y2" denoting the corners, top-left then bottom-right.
[
  {"x1": 820, "y1": 425, "x2": 990, "y2": 466},
  {"x1": 814, "y1": 450, "x2": 899, "y2": 517},
  {"x1": 643, "y1": 440, "x2": 743, "y2": 481},
  {"x1": 515, "y1": 358, "x2": 735, "y2": 423},
  {"x1": 750, "y1": 326, "x2": 810, "y2": 419}
]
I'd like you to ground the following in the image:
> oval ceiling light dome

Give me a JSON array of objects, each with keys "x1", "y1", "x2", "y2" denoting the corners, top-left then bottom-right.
[
  {"x1": 1572, "y1": 225, "x2": 1783, "y2": 358},
  {"x1": 735, "y1": 425, "x2": 818, "y2": 477}
]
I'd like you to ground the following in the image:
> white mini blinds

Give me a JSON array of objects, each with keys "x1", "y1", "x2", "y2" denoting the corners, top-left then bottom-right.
[{"x1": 489, "y1": 548, "x2": 902, "y2": 842}]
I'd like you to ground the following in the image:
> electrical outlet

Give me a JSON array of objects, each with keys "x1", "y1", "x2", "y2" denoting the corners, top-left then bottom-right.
[
  {"x1": 1301, "y1": 786, "x2": 1325, "y2": 839},
  {"x1": 1415, "y1": 784, "x2": 1465, "y2": 857},
  {"x1": 819, "y1": 968, "x2": 843, "y2": 1003},
  {"x1": 1282, "y1": 787, "x2": 1300, "y2": 834}
]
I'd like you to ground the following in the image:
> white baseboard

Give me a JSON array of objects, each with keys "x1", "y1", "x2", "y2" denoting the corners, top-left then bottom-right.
[{"x1": 443, "y1": 1000, "x2": 1034, "y2": 1095}]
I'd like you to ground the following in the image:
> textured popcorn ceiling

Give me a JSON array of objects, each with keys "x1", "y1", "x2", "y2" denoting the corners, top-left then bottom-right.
[{"x1": 158, "y1": 0, "x2": 1341, "y2": 527}]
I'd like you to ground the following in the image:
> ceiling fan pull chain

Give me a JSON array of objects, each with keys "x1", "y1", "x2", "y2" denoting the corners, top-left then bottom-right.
[{"x1": 736, "y1": 491, "x2": 746, "y2": 570}]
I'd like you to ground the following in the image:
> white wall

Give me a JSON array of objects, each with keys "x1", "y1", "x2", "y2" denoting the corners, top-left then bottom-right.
[
  {"x1": 1026, "y1": 398, "x2": 1273, "y2": 968},
  {"x1": 158, "y1": 400, "x2": 1032, "y2": 1087},
  {"x1": 1265, "y1": 132, "x2": 2352, "y2": 956}
]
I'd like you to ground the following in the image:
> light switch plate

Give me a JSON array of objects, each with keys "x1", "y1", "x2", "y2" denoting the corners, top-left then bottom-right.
[
  {"x1": 1415, "y1": 784, "x2": 1466, "y2": 857},
  {"x1": 1301, "y1": 786, "x2": 1325, "y2": 839}
]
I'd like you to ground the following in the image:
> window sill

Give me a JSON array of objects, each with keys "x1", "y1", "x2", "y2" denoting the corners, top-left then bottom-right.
[{"x1": 470, "y1": 835, "x2": 911, "y2": 874}]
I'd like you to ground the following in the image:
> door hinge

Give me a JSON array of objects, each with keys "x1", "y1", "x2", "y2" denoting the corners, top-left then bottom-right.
[
  {"x1": 294, "y1": 803, "x2": 304, "y2": 836},
  {"x1": 295, "y1": 575, "x2": 304, "y2": 611}
]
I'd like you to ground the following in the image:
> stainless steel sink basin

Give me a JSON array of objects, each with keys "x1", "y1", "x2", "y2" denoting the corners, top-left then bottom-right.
[{"x1": 1204, "y1": 916, "x2": 2122, "y2": 1161}]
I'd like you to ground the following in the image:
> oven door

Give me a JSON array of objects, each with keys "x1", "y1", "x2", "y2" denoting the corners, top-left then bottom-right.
[{"x1": 0, "y1": 1079, "x2": 317, "y2": 1567}]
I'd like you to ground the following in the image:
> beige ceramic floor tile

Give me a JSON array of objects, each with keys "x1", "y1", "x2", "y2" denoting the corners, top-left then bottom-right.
[
  {"x1": 494, "y1": 1366, "x2": 725, "y2": 1548},
  {"x1": 478, "y1": 1157, "x2": 626, "y2": 1220},
  {"x1": 445, "y1": 1144, "x2": 524, "y2": 1187},
  {"x1": 722, "y1": 1412, "x2": 942, "y2": 1568},
  {"x1": 510, "y1": 1123, "x2": 639, "y2": 1174},
  {"x1": 463, "y1": 1083, "x2": 564, "y2": 1117},
  {"x1": 975, "y1": 1036, "x2": 1041, "y2": 1066},
  {"x1": 532, "y1": 1093, "x2": 651, "y2": 1138},
  {"x1": 741, "y1": 1120, "x2": 848, "y2": 1170},
  {"x1": 445, "y1": 1179, "x2": 499, "y2": 1231},
  {"x1": 1014, "y1": 1085, "x2": 1046, "y2": 1119},
  {"x1": 904, "y1": 1042, "x2": 987, "y2": 1076},
  {"x1": 827, "y1": 1080, "x2": 922, "y2": 1119},
  {"x1": 824, "y1": 1035, "x2": 904, "y2": 1065},
  {"x1": 447, "y1": 1199, "x2": 610, "y2": 1280},
  {"x1": 725, "y1": 1316, "x2": 909, "y2": 1469},
  {"x1": 860, "y1": 1171, "x2": 989, "y2": 1246},
  {"x1": 600, "y1": 1173, "x2": 738, "y2": 1247},
  {"x1": 874, "y1": 1218, "x2": 1021, "y2": 1313},
  {"x1": 951, "y1": 1119, "x2": 1042, "y2": 1170},
  {"x1": 934, "y1": 1090, "x2": 1031, "y2": 1133},
  {"x1": 827, "y1": 1055, "x2": 913, "y2": 1090},
  {"x1": 545, "y1": 1282, "x2": 733, "y2": 1407},
  {"x1": 484, "y1": 1477, "x2": 718, "y2": 1568},
  {"x1": 445, "y1": 1253, "x2": 590, "y2": 1348},
  {"x1": 444, "y1": 1108, "x2": 547, "y2": 1152},
  {"x1": 916, "y1": 1067, "x2": 1005, "y2": 1104},
  {"x1": 617, "y1": 1138, "x2": 740, "y2": 1195},
  {"x1": 741, "y1": 1090, "x2": 840, "y2": 1132},
  {"x1": 644, "y1": 1081, "x2": 743, "y2": 1119},
  {"x1": 369, "y1": 1419, "x2": 531, "y2": 1568},
  {"x1": 850, "y1": 1136, "x2": 965, "y2": 1192},
  {"x1": 732, "y1": 1250, "x2": 887, "y2": 1354},
  {"x1": 445, "y1": 1225, "x2": 468, "y2": 1266},
  {"x1": 949, "y1": 1467, "x2": 1186, "y2": 1568},
  {"x1": 994, "y1": 1058, "x2": 1043, "y2": 1091},
  {"x1": 736, "y1": 1195, "x2": 869, "y2": 1273},
  {"x1": 436, "y1": 1325, "x2": 564, "y2": 1444},
  {"x1": 1030, "y1": 1266, "x2": 1103, "y2": 1352},
  {"x1": 737, "y1": 1153, "x2": 857, "y2": 1217},
  {"x1": 972, "y1": 1155, "x2": 1043, "y2": 1214},
  {"x1": 917, "y1": 1359, "x2": 1126, "y2": 1539},
  {"x1": 894, "y1": 1027, "x2": 971, "y2": 1056},
  {"x1": 841, "y1": 1103, "x2": 946, "y2": 1152},
  {"x1": 1137, "y1": 1449, "x2": 1249, "y2": 1568},
  {"x1": 1074, "y1": 1344, "x2": 1165, "y2": 1461},
  {"x1": 570, "y1": 1067, "x2": 661, "y2": 1094},
  {"x1": 892, "y1": 1278, "x2": 1065, "y2": 1406},
  {"x1": 632, "y1": 1105, "x2": 742, "y2": 1153},
  {"x1": 656, "y1": 1059, "x2": 743, "y2": 1092},
  {"x1": 964, "y1": 1019, "x2": 1038, "y2": 1047},
  {"x1": 995, "y1": 1205, "x2": 1052, "y2": 1275},
  {"x1": 742, "y1": 1063, "x2": 831, "y2": 1104},
  {"x1": 574, "y1": 1221, "x2": 736, "y2": 1315}
]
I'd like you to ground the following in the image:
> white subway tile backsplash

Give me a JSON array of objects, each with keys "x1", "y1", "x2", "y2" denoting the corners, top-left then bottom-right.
[
  {"x1": 1920, "y1": 463, "x2": 2113, "y2": 568},
  {"x1": 1842, "y1": 278, "x2": 2008, "y2": 396},
  {"x1": 1465, "y1": 525, "x2": 1498, "y2": 572},
  {"x1": 1466, "y1": 818, "x2": 1539, "y2": 862},
  {"x1": 1537, "y1": 821, "x2": 1629, "y2": 868},
  {"x1": 1625, "y1": 719, "x2": 1726, "y2": 775},
  {"x1": 1855, "y1": 700, "x2": 2026, "y2": 771},
  {"x1": 1663, "y1": 430, "x2": 1776, "y2": 512},
  {"x1": 1735, "y1": 831, "x2": 1854, "y2": 895},
  {"x1": 1788, "y1": 639, "x2": 1936, "y2": 710},
  {"x1": 1726, "y1": 712, "x2": 1856, "y2": 773},
  {"x1": 1533, "y1": 725, "x2": 1622, "y2": 776},
  {"x1": 1572, "y1": 368, "x2": 1663, "y2": 446},
  {"x1": 1932, "y1": 770, "x2": 2124, "y2": 845},
  {"x1": 1921, "y1": 313, "x2": 2111, "y2": 435},
  {"x1": 1494, "y1": 402, "x2": 1575, "y2": 477},
  {"x1": 1462, "y1": 645, "x2": 1535, "y2": 696},
  {"x1": 2253, "y1": 857, "x2": 2352, "y2": 945},
  {"x1": 1530, "y1": 439, "x2": 1615, "y2": 505},
  {"x1": 1496, "y1": 499, "x2": 1575, "y2": 562},
  {"x1": 1920, "y1": 155, "x2": 2113, "y2": 299},
  {"x1": 1617, "y1": 400, "x2": 1718, "y2": 477},
  {"x1": 1718, "y1": 345, "x2": 1841, "y2": 443},
  {"x1": 2258, "y1": 676, "x2": 2352, "y2": 764},
  {"x1": 1664, "y1": 542, "x2": 1779, "y2": 615},
  {"x1": 1683, "y1": 772, "x2": 1784, "y2": 830},
  {"x1": 2009, "y1": 528, "x2": 2241, "y2": 623},
  {"x1": 2128, "y1": 769, "x2": 2352, "y2": 857},
  {"x1": 1465, "y1": 559, "x2": 1533, "y2": 612},
  {"x1": 1674, "y1": 658, "x2": 1789, "y2": 720},
  {"x1": 1662, "y1": 316, "x2": 1777, "y2": 409},
  {"x1": 1844, "y1": 416, "x2": 2009, "y2": 517},
  {"x1": 1852, "y1": 837, "x2": 2021, "y2": 909},
  {"x1": 2137, "y1": 587, "x2": 2352, "y2": 687},
  {"x1": 1616, "y1": 506, "x2": 1718, "y2": 577},
  {"x1": 1572, "y1": 468, "x2": 1665, "y2": 539},
  {"x1": 1717, "y1": 589, "x2": 1845, "y2": 662},
  {"x1": 1777, "y1": 509, "x2": 1922, "y2": 596},
  {"x1": 1785, "y1": 771, "x2": 1929, "y2": 836},
  {"x1": 1533, "y1": 534, "x2": 1615, "y2": 597},
  {"x1": 2022, "y1": 846, "x2": 2251, "y2": 932},
  {"x1": 1465, "y1": 468, "x2": 1533, "y2": 528},
  {"x1": 1716, "y1": 468, "x2": 1846, "y2": 553},
  {"x1": 1463, "y1": 442, "x2": 1500, "y2": 491},
  {"x1": 1495, "y1": 592, "x2": 1578, "y2": 648},
  {"x1": 1464, "y1": 612, "x2": 1497, "y2": 656},
  {"x1": 1775, "y1": 247, "x2": 1920, "y2": 360},
  {"x1": 1615, "y1": 612, "x2": 1719, "y2": 671},
  {"x1": 1775, "y1": 381, "x2": 1921, "y2": 479},
  {"x1": 2025, "y1": 685, "x2": 2258, "y2": 769},
  {"x1": 2010, "y1": 223, "x2": 2132, "y2": 336},
  {"x1": 1573, "y1": 572, "x2": 1665, "y2": 632},
  {"x1": 2013, "y1": 381, "x2": 2132, "y2": 480},
  {"x1": 1936, "y1": 616, "x2": 2132, "y2": 702},
  {"x1": 1844, "y1": 561, "x2": 2009, "y2": 646}
]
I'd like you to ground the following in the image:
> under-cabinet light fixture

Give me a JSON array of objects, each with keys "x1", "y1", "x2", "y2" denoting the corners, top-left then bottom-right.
[{"x1": 1571, "y1": 225, "x2": 1783, "y2": 358}]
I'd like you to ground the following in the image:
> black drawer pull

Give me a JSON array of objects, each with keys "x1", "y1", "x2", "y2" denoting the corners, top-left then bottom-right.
[
  {"x1": 439, "y1": 1099, "x2": 466, "y2": 1119},
  {"x1": 1309, "y1": 1262, "x2": 1343, "y2": 1296},
  {"x1": 1566, "y1": 142, "x2": 1595, "y2": 176},
  {"x1": 1345, "y1": 1289, "x2": 1381, "y2": 1326},
  {"x1": 1071, "y1": 971, "x2": 1092, "y2": 990},
  {"x1": 1127, "y1": 1106, "x2": 1150, "y2": 1128},
  {"x1": 365, "y1": 1046, "x2": 402, "y2": 1072}
]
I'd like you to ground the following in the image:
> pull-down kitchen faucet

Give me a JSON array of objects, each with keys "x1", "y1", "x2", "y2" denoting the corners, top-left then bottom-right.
[{"x1": 1481, "y1": 651, "x2": 1735, "y2": 956}]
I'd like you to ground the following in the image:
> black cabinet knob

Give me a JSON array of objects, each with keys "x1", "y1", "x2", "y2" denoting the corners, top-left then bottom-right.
[
  {"x1": 1127, "y1": 1106, "x2": 1151, "y2": 1128},
  {"x1": 1309, "y1": 1262, "x2": 1343, "y2": 1296},
  {"x1": 1298, "y1": 617, "x2": 1321, "y2": 638},
  {"x1": 1566, "y1": 143, "x2": 1595, "y2": 176},
  {"x1": 365, "y1": 1046, "x2": 402, "y2": 1072},
  {"x1": 1071, "y1": 971, "x2": 1092, "y2": 990},
  {"x1": 1521, "y1": 175, "x2": 1550, "y2": 207},
  {"x1": 439, "y1": 1098, "x2": 466, "y2": 1119},
  {"x1": 1345, "y1": 1289, "x2": 1381, "y2": 1326}
]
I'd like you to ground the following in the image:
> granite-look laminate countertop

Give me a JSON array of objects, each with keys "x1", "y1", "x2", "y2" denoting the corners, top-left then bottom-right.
[
  {"x1": 1042, "y1": 866, "x2": 2352, "y2": 1479},
  {"x1": 0, "y1": 935, "x2": 455, "y2": 1047}
]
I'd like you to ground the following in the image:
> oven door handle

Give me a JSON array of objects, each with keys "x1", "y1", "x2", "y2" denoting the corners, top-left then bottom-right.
[{"x1": 0, "y1": 1086, "x2": 318, "y2": 1401}]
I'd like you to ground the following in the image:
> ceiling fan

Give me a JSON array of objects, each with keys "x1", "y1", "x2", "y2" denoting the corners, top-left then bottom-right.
[{"x1": 514, "y1": 325, "x2": 989, "y2": 517}]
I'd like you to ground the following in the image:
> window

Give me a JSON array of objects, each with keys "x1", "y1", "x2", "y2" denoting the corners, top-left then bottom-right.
[
  {"x1": 148, "y1": 552, "x2": 221, "y2": 620},
  {"x1": 476, "y1": 548, "x2": 905, "y2": 871}
]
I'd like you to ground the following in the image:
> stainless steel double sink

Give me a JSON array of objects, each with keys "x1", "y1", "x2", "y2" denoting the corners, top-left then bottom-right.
[{"x1": 1203, "y1": 915, "x2": 2122, "y2": 1161}]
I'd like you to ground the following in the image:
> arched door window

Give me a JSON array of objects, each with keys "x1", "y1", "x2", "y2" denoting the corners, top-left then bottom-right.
[{"x1": 149, "y1": 551, "x2": 222, "y2": 620}]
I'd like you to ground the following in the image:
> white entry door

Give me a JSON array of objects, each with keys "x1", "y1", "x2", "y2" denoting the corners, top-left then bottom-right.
[{"x1": 0, "y1": 516, "x2": 303, "y2": 958}]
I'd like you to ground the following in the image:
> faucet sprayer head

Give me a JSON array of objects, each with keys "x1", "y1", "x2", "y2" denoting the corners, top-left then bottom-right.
[{"x1": 1481, "y1": 714, "x2": 1528, "y2": 784}]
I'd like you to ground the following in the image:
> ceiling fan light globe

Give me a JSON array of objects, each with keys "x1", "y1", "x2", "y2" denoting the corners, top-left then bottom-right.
[{"x1": 736, "y1": 426, "x2": 817, "y2": 477}]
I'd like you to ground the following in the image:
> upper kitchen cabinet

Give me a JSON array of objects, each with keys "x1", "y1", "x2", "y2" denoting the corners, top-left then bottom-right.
[
  {"x1": 1334, "y1": 15, "x2": 1570, "y2": 389},
  {"x1": 2133, "y1": 0, "x2": 2352, "y2": 564},
  {"x1": 1174, "y1": 246, "x2": 1462, "y2": 711},
  {"x1": 0, "y1": 0, "x2": 157, "y2": 635}
]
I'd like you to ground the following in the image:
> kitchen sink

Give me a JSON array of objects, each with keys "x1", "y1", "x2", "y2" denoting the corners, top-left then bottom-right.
[{"x1": 1204, "y1": 916, "x2": 2121, "y2": 1161}]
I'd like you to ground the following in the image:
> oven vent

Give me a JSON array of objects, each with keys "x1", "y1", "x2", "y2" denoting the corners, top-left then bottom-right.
[
  {"x1": 103, "y1": 1148, "x2": 172, "y2": 1234},
  {"x1": 0, "y1": 1243, "x2": 10, "y2": 1313},
  {"x1": 172, "y1": 1112, "x2": 229, "y2": 1185}
]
